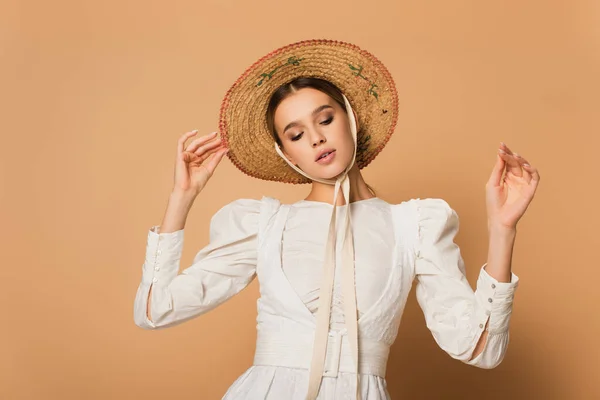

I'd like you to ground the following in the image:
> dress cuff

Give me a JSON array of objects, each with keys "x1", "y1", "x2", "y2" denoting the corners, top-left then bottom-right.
[
  {"x1": 475, "y1": 263, "x2": 519, "y2": 334},
  {"x1": 480, "y1": 262, "x2": 519, "y2": 287},
  {"x1": 142, "y1": 225, "x2": 185, "y2": 286}
]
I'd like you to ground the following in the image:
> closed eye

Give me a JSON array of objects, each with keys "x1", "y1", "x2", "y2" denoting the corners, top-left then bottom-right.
[{"x1": 291, "y1": 117, "x2": 332, "y2": 141}]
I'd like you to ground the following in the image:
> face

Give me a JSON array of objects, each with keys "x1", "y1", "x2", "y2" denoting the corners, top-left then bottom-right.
[{"x1": 274, "y1": 88, "x2": 356, "y2": 180}]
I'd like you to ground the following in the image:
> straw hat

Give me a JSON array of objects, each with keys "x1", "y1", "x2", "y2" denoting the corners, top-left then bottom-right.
[{"x1": 218, "y1": 38, "x2": 399, "y2": 184}]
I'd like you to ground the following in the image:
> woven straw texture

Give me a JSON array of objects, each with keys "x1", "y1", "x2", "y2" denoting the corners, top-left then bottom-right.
[{"x1": 219, "y1": 39, "x2": 399, "y2": 184}]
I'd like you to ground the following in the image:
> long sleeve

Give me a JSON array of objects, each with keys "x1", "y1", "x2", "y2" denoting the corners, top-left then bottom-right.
[
  {"x1": 413, "y1": 198, "x2": 520, "y2": 369},
  {"x1": 133, "y1": 198, "x2": 261, "y2": 330}
]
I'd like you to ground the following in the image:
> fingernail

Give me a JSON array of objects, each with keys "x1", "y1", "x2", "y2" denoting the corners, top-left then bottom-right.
[
  {"x1": 523, "y1": 163, "x2": 530, "y2": 167},
  {"x1": 498, "y1": 148, "x2": 506, "y2": 154},
  {"x1": 191, "y1": 129, "x2": 198, "y2": 133}
]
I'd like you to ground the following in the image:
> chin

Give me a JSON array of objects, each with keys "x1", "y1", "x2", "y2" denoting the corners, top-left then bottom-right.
[
  {"x1": 322, "y1": 169, "x2": 347, "y2": 180},
  {"x1": 308, "y1": 161, "x2": 350, "y2": 181}
]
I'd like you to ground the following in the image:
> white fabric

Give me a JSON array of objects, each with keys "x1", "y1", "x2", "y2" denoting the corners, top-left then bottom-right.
[
  {"x1": 133, "y1": 196, "x2": 520, "y2": 399},
  {"x1": 281, "y1": 200, "x2": 393, "y2": 329}
]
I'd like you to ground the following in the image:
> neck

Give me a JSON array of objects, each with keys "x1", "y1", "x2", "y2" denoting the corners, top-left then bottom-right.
[{"x1": 304, "y1": 164, "x2": 375, "y2": 205}]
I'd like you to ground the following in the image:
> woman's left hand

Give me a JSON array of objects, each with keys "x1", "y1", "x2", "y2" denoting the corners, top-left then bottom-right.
[{"x1": 486, "y1": 142, "x2": 541, "y2": 230}]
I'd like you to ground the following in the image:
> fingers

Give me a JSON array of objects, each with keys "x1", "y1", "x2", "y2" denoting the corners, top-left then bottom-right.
[
  {"x1": 203, "y1": 146, "x2": 229, "y2": 175},
  {"x1": 177, "y1": 129, "x2": 200, "y2": 156},
  {"x1": 512, "y1": 151, "x2": 534, "y2": 184},
  {"x1": 523, "y1": 162, "x2": 540, "y2": 186},
  {"x1": 197, "y1": 142, "x2": 227, "y2": 163},
  {"x1": 175, "y1": 128, "x2": 229, "y2": 165},
  {"x1": 191, "y1": 137, "x2": 224, "y2": 158},
  {"x1": 489, "y1": 153, "x2": 506, "y2": 187},
  {"x1": 497, "y1": 142, "x2": 540, "y2": 186},
  {"x1": 185, "y1": 131, "x2": 219, "y2": 153},
  {"x1": 498, "y1": 142, "x2": 523, "y2": 178},
  {"x1": 181, "y1": 150, "x2": 199, "y2": 164}
]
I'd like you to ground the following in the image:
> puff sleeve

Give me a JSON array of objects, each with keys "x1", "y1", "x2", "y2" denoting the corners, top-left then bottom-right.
[
  {"x1": 133, "y1": 198, "x2": 261, "y2": 330},
  {"x1": 413, "y1": 198, "x2": 520, "y2": 369}
]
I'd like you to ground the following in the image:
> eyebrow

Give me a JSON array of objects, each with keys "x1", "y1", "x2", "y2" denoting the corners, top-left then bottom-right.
[{"x1": 282, "y1": 104, "x2": 334, "y2": 135}]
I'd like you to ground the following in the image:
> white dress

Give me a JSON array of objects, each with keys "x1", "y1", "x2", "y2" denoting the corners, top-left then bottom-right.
[{"x1": 133, "y1": 196, "x2": 520, "y2": 399}]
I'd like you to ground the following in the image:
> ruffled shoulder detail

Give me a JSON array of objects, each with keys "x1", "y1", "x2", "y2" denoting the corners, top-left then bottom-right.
[
  {"x1": 413, "y1": 197, "x2": 466, "y2": 277},
  {"x1": 415, "y1": 198, "x2": 457, "y2": 245},
  {"x1": 208, "y1": 198, "x2": 263, "y2": 243},
  {"x1": 211, "y1": 196, "x2": 281, "y2": 247}
]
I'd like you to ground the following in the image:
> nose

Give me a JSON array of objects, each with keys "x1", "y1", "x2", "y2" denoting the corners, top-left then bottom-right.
[
  {"x1": 312, "y1": 138, "x2": 325, "y2": 147},
  {"x1": 308, "y1": 126, "x2": 326, "y2": 147}
]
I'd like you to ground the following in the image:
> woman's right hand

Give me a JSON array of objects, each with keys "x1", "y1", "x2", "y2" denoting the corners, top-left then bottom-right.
[{"x1": 173, "y1": 130, "x2": 229, "y2": 196}]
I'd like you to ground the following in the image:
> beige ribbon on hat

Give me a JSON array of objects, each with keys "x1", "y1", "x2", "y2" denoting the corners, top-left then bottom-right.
[{"x1": 274, "y1": 94, "x2": 362, "y2": 400}]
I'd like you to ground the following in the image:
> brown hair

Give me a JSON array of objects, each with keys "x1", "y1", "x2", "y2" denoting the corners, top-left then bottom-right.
[{"x1": 265, "y1": 77, "x2": 376, "y2": 196}]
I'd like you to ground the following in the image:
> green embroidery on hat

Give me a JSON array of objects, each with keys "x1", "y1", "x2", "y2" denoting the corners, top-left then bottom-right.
[
  {"x1": 348, "y1": 64, "x2": 380, "y2": 101},
  {"x1": 287, "y1": 56, "x2": 304, "y2": 66},
  {"x1": 349, "y1": 64, "x2": 368, "y2": 81},
  {"x1": 257, "y1": 56, "x2": 305, "y2": 87},
  {"x1": 368, "y1": 83, "x2": 379, "y2": 99}
]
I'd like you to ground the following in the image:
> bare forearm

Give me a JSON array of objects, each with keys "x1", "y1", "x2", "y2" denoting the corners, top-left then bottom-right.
[
  {"x1": 147, "y1": 190, "x2": 197, "y2": 322},
  {"x1": 159, "y1": 190, "x2": 198, "y2": 233},
  {"x1": 484, "y1": 224, "x2": 517, "y2": 283}
]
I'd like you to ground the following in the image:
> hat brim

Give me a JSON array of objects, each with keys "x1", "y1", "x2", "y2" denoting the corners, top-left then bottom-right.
[{"x1": 219, "y1": 39, "x2": 399, "y2": 184}]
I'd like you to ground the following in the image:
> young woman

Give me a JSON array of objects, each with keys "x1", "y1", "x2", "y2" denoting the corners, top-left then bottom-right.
[{"x1": 133, "y1": 39, "x2": 540, "y2": 399}]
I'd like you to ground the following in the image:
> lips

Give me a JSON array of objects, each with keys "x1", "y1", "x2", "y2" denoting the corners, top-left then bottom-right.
[{"x1": 315, "y1": 148, "x2": 336, "y2": 161}]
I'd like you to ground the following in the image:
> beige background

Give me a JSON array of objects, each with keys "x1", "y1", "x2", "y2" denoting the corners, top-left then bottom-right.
[{"x1": 2, "y1": 0, "x2": 599, "y2": 399}]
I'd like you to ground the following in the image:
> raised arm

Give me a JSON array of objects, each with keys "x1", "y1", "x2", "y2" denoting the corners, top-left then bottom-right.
[
  {"x1": 144, "y1": 189, "x2": 195, "y2": 322},
  {"x1": 413, "y1": 198, "x2": 520, "y2": 369},
  {"x1": 133, "y1": 197, "x2": 261, "y2": 329},
  {"x1": 134, "y1": 128, "x2": 250, "y2": 329}
]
